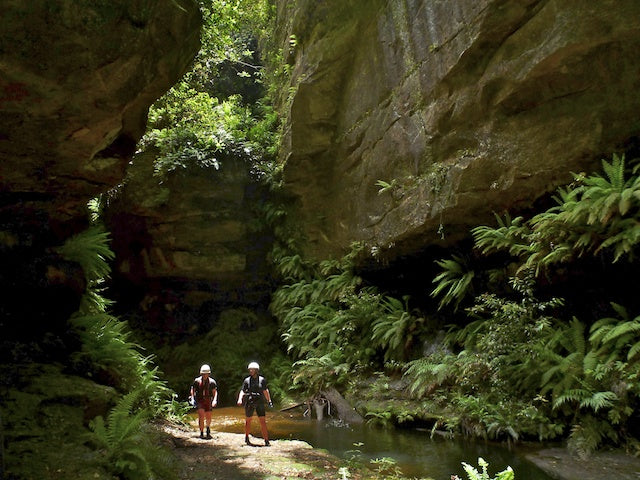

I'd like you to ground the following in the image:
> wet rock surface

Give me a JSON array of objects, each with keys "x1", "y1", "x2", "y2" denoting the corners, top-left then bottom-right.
[{"x1": 526, "y1": 447, "x2": 640, "y2": 480}]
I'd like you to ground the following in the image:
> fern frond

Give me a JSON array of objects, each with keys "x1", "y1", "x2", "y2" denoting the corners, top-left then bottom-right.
[
  {"x1": 431, "y1": 255, "x2": 475, "y2": 310},
  {"x1": 471, "y1": 214, "x2": 529, "y2": 256},
  {"x1": 553, "y1": 388, "x2": 591, "y2": 409},
  {"x1": 55, "y1": 226, "x2": 114, "y2": 282},
  {"x1": 579, "y1": 391, "x2": 617, "y2": 412},
  {"x1": 403, "y1": 357, "x2": 453, "y2": 397},
  {"x1": 602, "y1": 320, "x2": 640, "y2": 344}
]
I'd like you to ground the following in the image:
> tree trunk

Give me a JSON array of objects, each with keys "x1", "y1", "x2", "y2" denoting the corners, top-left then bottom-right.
[{"x1": 319, "y1": 387, "x2": 363, "y2": 424}]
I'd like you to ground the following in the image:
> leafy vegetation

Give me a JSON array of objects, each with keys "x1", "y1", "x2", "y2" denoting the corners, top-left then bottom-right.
[
  {"x1": 414, "y1": 154, "x2": 640, "y2": 456},
  {"x1": 455, "y1": 458, "x2": 514, "y2": 480},
  {"x1": 85, "y1": 389, "x2": 177, "y2": 480},
  {"x1": 270, "y1": 242, "x2": 425, "y2": 397},
  {"x1": 265, "y1": 153, "x2": 640, "y2": 459},
  {"x1": 130, "y1": 0, "x2": 280, "y2": 188},
  {"x1": 47, "y1": 203, "x2": 183, "y2": 479},
  {"x1": 470, "y1": 154, "x2": 640, "y2": 273}
]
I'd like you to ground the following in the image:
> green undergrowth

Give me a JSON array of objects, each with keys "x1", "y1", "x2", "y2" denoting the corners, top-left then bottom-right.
[
  {"x1": 270, "y1": 153, "x2": 640, "y2": 459},
  {"x1": 152, "y1": 306, "x2": 288, "y2": 406},
  {"x1": 3, "y1": 219, "x2": 183, "y2": 479},
  {"x1": 1, "y1": 363, "x2": 117, "y2": 480}
]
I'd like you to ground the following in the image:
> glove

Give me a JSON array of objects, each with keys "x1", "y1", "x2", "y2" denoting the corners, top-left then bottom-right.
[
  {"x1": 188, "y1": 396, "x2": 196, "y2": 407},
  {"x1": 268, "y1": 401, "x2": 273, "y2": 408}
]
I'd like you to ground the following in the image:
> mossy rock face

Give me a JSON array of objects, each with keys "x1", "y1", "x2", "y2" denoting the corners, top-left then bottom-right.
[
  {"x1": 0, "y1": 0, "x2": 201, "y2": 226},
  {"x1": 1, "y1": 363, "x2": 117, "y2": 479},
  {"x1": 0, "y1": 0, "x2": 202, "y2": 365},
  {"x1": 276, "y1": 0, "x2": 640, "y2": 261}
]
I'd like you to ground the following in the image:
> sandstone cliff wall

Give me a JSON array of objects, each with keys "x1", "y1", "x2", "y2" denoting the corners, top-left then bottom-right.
[
  {"x1": 276, "y1": 0, "x2": 640, "y2": 260},
  {"x1": 0, "y1": 0, "x2": 201, "y2": 339}
]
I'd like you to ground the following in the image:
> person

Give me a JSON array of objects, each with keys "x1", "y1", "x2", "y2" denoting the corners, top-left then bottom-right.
[
  {"x1": 236, "y1": 361, "x2": 273, "y2": 446},
  {"x1": 189, "y1": 364, "x2": 218, "y2": 439}
]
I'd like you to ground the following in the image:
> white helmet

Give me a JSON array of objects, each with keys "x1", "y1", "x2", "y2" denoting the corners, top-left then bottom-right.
[
  {"x1": 247, "y1": 362, "x2": 260, "y2": 370},
  {"x1": 200, "y1": 364, "x2": 211, "y2": 374}
]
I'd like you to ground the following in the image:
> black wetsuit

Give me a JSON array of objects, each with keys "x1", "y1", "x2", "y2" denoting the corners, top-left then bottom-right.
[{"x1": 242, "y1": 374, "x2": 268, "y2": 417}]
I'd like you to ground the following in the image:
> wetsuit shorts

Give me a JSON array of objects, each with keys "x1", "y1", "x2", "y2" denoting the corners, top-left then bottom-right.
[
  {"x1": 197, "y1": 398, "x2": 213, "y2": 412},
  {"x1": 244, "y1": 399, "x2": 266, "y2": 417}
]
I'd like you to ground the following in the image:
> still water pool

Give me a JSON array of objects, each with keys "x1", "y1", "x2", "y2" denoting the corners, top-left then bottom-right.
[{"x1": 205, "y1": 407, "x2": 555, "y2": 479}]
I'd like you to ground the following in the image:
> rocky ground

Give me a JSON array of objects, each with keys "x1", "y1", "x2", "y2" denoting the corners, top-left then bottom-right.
[
  {"x1": 159, "y1": 421, "x2": 354, "y2": 480},
  {"x1": 525, "y1": 447, "x2": 640, "y2": 480},
  {"x1": 159, "y1": 420, "x2": 640, "y2": 480}
]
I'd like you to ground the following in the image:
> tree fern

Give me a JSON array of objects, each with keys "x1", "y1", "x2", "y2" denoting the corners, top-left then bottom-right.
[
  {"x1": 578, "y1": 391, "x2": 618, "y2": 412},
  {"x1": 322, "y1": 270, "x2": 361, "y2": 301},
  {"x1": 78, "y1": 283, "x2": 114, "y2": 314},
  {"x1": 597, "y1": 218, "x2": 640, "y2": 261},
  {"x1": 55, "y1": 226, "x2": 116, "y2": 314},
  {"x1": 472, "y1": 154, "x2": 640, "y2": 275},
  {"x1": 290, "y1": 351, "x2": 350, "y2": 394},
  {"x1": 581, "y1": 154, "x2": 639, "y2": 224}
]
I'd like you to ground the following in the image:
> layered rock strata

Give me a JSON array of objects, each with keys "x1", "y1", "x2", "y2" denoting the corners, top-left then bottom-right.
[{"x1": 276, "y1": 0, "x2": 640, "y2": 260}]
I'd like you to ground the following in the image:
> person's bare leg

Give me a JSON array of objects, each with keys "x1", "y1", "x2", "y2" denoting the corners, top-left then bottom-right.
[
  {"x1": 259, "y1": 416, "x2": 270, "y2": 446},
  {"x1": 198, "y1": 409, "x2": 205, "y2": 437},
  {"x1": 244, "y1": 417, "x2": 252, "y2": 444},
  {"x1": 205, "y1": 411, "x2": 212, "y2": 438}
]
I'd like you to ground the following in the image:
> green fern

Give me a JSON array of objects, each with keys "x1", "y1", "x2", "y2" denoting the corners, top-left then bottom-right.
[
  {"x1": 590, "y1": 303, "x2": 640, "y2": 362},
  {"x1": 55, "y1": 226, "x2": 114, "y2": 282},
  {"x1": 375, "y1": 179, "x2": 397, "y2": 195},
  {"x1": 540, "y1": 154, "x2": 640, "y2": 262},
  {"x1": 86, "y1": 389, "x2": 176, "y2": 480},
  {"x1": 540, "y1": 317, "x2": 588, "y2": 401},
  {"x1": 430, "y1": 255, "x2": 475, "y2": 310},
  {"x1": 459, "y1": 457, "x2": 514, "y2": 480},
  {"x1": 471, "y1": 214, "x2": 531, "y2": 257},
  {"x1": 566, "y1": 415, "x2": 618, "y2": 460},
  {"x1": 55, "y1": 226, "x2": 116, "y2": 313},
  {"x1": 403, "y1": 356, "x2": 453, "y2": 398},
  {"x1": 371, "y1": 296, "x2": 422, "y2": 361},
  {"x1": 70, "y1": 313, "x2": 141, "y2": 386}
]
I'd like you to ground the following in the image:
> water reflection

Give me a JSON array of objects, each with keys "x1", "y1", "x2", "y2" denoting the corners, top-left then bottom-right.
[{"x1": 203, "y1": 407, "x2": 554, "y2": 479}]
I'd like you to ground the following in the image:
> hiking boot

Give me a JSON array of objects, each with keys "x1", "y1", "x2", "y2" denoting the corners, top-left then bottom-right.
[
  {"x1": 199, "y1": 431, "x2": 204, "y2": 439},
  {"x1": 245, "y1": 435, "x2": 251, "y2": 445},
  {"x1": 264, "y1": 440, "x2": 270, "y2": 447},
  {"x1": 205, "y1": 427, "x2": 212, "y2": 439}
]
